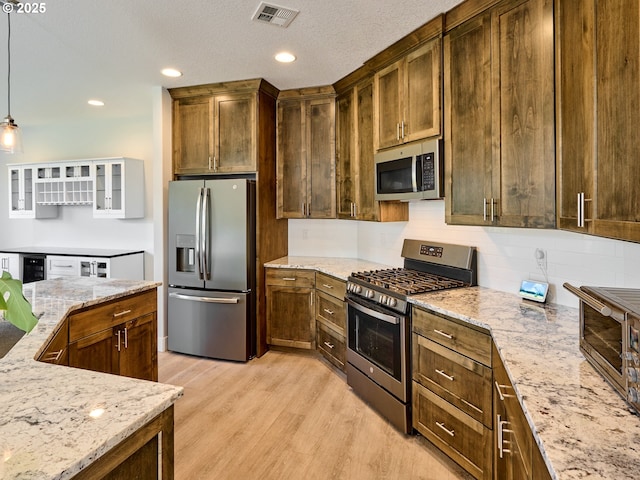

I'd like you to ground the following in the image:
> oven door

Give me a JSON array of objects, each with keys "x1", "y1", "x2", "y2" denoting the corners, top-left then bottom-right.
[
  {"x1": 346, "y1": 296, "x2": 409, "y2": 402},
  {"x1": 580, "y1": 301, "x2": 625, "y2": 393}
]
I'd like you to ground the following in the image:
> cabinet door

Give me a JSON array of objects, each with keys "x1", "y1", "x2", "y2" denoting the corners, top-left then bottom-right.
[
  {"x1": 556, "y1": 0, "x2": 596, "y2": 234},
  {"x1": 336, "y1": 89, "x2": 357, "y2": 219},
  {"x1": 593, "y1": 0, "x2": 640, "y2": 241},
  {"x1": 1, "y1": 253, "x2": 20, "y2": 279},
  {"x1": 118, "y1": 313, "x2": 158, "y2": 381},
  {"x1": 214, "y1": 93, "x2": 257, "y2": 173},
  {"x1": 266, "y1": 285, "x2": 315, "y2": 349},
  {"x1": 355, "y1": 79, "x2": 380, "y2": 221},
  {"x1": 306, "y1": 98, "x2": 336, "y2": 218},
  {"x1": 444, "y1": 12, "x2": 494, "y2": 225},
  {"x1": 68, "y1": 328, "x2": 118, "y2": 375},
  {"x1": 493, "y1": 0, "x2": 555, "y2": 228},
  {"x1": 277, "y1": 99, "x2": 306, "y2": 218},
  {"x1": 173, "y1": 96, "x2": 213, "y2": 174},
  {"x1": 375, "y1": 60, "x2": 403, "y2": 150},
  {"x1": 404, "y1": 38, "x2": 442, "y2": 143}
]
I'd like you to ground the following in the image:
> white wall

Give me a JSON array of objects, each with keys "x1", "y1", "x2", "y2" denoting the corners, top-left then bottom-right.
[
  {"x1": 288, "y1": 200, "x2": 640, "y2": 308},
  {"x1": 0, "y1": 113, "x2": 155, "y2": 278}
]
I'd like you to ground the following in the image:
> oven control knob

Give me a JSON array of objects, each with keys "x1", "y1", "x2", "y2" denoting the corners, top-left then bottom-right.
[
  {"x1": 628, "y1": 367, "x2": 640, "y2": 383},
  {"x1": 629, "y1": 387, "x2": 639, "y2": 403},
  {"x1": 366, "y1": 290, "x2": 375, "y2": 299},
  {"x1": 380, "y1": 295, "x2": 387, "y2": 304},
  {"x1": 355, "y1": 285, "x2": 362, "y2": 294},
  {"x1": 388, "y1": 298, "x2": 397, "y2": 307}
]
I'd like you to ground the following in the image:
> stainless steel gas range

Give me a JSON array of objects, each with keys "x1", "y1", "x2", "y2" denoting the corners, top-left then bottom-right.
[{"x1": 345, "y1": 239, "x2": 477, "y2": 433}]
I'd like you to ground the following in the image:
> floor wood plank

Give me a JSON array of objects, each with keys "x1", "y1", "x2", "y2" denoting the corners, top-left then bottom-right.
[{"x1": 159, "y1": 349, "x2": 473, "y2": 480}]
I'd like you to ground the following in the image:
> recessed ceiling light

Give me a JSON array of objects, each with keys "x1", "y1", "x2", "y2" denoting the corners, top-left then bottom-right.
[
  {"x1": 275, "y1": 52, "x2": 296, "y2": 63},
  {"x1": 162, "y1": 68, "x2": 183, "y2": 77},
  {"x1": 88, "y1": 99, "x2": 104, "y2": 107}
]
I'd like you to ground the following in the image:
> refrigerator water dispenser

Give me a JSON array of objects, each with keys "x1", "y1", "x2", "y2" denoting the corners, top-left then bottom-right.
[{"x1": 176, "y1": 234, "x2": 196, "y2": 272}]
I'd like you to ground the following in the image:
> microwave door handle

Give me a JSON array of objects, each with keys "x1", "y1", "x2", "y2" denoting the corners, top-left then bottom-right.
[
  {"x1": 347, "y1": 297, "x2": 400, "y2": 325},
  {"x1": 412, "y1": 156, "x2": 418, "y2": 192},
  {"x1": 562, "y1": 283, "x2": 613, "y2": 317}
]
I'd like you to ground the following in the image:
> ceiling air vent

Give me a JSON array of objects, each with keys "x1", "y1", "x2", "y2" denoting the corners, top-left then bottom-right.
[{"x1": 252, "y1": 2, "x2": 299, "y2": 28}]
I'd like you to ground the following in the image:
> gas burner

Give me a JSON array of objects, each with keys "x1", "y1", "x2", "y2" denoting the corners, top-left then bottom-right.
[{"x1": 351, "y1": 267, "x2": 466, "y2": 295}]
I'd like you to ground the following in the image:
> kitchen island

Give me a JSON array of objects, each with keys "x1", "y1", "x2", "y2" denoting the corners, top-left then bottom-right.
[
  {"x1": 0, "y1": 277, "x2": 183, "y2": 480},
  {"x1": 266, "y1": 256, "x2": 640, "y2": 479}
]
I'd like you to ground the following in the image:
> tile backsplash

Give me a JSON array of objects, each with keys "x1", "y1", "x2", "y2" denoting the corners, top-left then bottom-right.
[{"x1": 289, "y1": 200, "x2": 640, "y2": 308}]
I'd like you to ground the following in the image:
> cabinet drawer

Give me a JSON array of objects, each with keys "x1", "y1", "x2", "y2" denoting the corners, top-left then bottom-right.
[
  {"x1": 47, "y1": 255, "x2": 80, "y2": 277},
  {"x1": 412, "y1": 307, "x2": 491, "y2": 366},
  {"x1": 266, "y1": 268, "x2": 315, "y2": 287},
  {"x1": 69, "y1": 290, "x2": 157, "y2": 342},
  {"x1": 413, "y1": 382, "x2": 492, "y2": 480},
  {"x1": 315, "y1": 272, "x2": 346, "y2": 299},
  {"x1": 317, "y1": 321, "x2": 346, "y2": 371},
  {"x1": 413, "y1": 333, "x2": 492, "y2": 427},
  {"x1": 316, "y1": 290, "x2": 346, "y2": 336}
]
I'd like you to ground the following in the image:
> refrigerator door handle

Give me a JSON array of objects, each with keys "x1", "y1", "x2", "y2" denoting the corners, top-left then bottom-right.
[
  {"x1": 202, "y1": 187, "x2": 211, "y2": 280},
  {"x1": 169, "y1": 292, "x2": 240, "y2": 304},
  {"x1": 195, "y1": 187, "x2": 203, "y2": 280}
]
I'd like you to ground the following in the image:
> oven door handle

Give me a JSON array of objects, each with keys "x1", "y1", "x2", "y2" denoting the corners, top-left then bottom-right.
[
  {"x1": 347, "y1": 297, "x2": 400, "y2": 325},
  {"x1": 563, "y1": 283, "x2": 612, "y2": 317}
]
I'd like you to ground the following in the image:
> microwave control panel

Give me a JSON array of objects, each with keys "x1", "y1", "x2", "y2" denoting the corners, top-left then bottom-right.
[
  {"x1": 418, "y1": 153, "x2": 435, "y2": 191},
  {"x1": 628, "y1": 313, "x2": 640, "y2": 412}
]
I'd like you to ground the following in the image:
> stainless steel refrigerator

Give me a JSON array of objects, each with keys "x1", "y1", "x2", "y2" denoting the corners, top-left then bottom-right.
[{"x1": 167, "y1": 178, "x2": 256, "y2": 361}]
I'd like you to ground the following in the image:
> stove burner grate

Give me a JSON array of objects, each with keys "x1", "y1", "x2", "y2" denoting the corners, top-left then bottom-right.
[{"x1": 351, "y1": 268, "x2": 466, "y2": 296}]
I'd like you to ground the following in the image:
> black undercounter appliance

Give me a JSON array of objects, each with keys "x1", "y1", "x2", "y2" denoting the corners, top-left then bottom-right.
[{"x1": 345, "y1": 239, "x2": 477, "y2": 433}]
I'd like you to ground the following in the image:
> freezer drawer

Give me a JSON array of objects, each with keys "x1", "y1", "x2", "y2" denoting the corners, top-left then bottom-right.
[{"x1": 167, "y1": 288, "x2": 252, "y2": 362}]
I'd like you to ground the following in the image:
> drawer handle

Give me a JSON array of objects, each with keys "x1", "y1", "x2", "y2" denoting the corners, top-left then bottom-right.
[
  {"x1": 42, "y1": 349, "x2": 64, "y2": 363},
  {"x1": 323, "y1": 341, "x2": 335, "y2": 349},
  {"x1": 322, "y1": 283, "x2": 334, "y2": 289},
  {"x1": 323, "y1": 308, "x2": 335, "y2": 316},
  {"x1": 494, "y1": 381, "x2": 513, "y2": 401},
  {"x1": 282, "y1": 277, "x2": 296, "y2": 281},
  {"x1": 435, "y1": 369, "x2": 454, "y2": 381},
  {"x1": 113, "y1": 309, "x2": 132, "y2": 318},
  {"x1": 433, "y1": 329, "x2": 453, "y2": 340},
  {"x1": 436, "y1": 421, "x2": 455, "y2": 437}
]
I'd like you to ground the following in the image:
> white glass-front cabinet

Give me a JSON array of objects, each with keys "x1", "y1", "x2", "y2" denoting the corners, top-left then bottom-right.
[
  {"x1": 8, "y1": 165, "x2": 58, "y2": 219},
  {"x1": 92, "y1": 158, "x2": 144, "y2": 219}
]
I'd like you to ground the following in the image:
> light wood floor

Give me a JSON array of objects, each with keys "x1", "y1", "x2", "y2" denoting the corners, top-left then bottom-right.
[{"x1": 159, "y1": 348, "x2": 473, "y2": 480}]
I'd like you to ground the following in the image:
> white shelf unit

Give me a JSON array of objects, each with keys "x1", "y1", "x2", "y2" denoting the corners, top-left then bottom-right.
[
  {"x1": 8, "y1": 158, "x2": 143, "y2": 219},
  {"x1": 46, "y1": 252, "x2": 144, "y2": 280}
]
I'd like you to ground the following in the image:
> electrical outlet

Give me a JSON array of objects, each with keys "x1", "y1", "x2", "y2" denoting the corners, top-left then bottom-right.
[{"x1": 535, "y1": 248, "x2": 547, "y2": 271}]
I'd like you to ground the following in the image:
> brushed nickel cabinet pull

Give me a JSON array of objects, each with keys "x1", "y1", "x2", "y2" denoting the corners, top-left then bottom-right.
[
  {"x1": 322, "y1": 284, "x2": 333, "y2": 289},
  {"x1": 323, "y1": 341, "x2": 335, "y2": 349},
  {"x1": 115, "y1": 330, "x2": 121, "y2": 352},
  {"x1": 433, "y1": 329, "x2": 453, "y2": 340},
  {"x1": 396, "y1": 123, "x2": 400, "y2": 141},
  {"x1": 401, "y1": 120, "x2": 405, "y2": 139},
  {"x1": 282, "y1": 277, "x2": 296, "y2": 281},
  {"x1": 435, "y1": 369, "x2": 454, "y2": 381},
  {"x1": 483, "y1": 198, "x2": 488, "y2": 221},
  {"x1": 323, "y1": 308, "x2": 335, "y2": 316},
  {"x1": 436, "y1": 421, "x2": 455, "y2": 437},
  {"x1": 124, "y1": 327, "x2": 128, "y2": 349},
  {"x1": 113, "y1": 309, "x2": 132, "y2": 318},
  {"x1": 494, "y1": 381, "x2": 513, "y2": 400}
]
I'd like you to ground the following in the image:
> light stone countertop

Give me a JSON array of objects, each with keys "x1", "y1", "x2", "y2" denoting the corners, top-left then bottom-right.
[
  {"x1": 264, "y1": 256, "x2": 393, "y2": 281},
  {"x1": 0, "y1": 277, "x2": 184, "y2": 480},
  {"x1": 266, "y1": 256, "x2": 640, "y2": 480}
]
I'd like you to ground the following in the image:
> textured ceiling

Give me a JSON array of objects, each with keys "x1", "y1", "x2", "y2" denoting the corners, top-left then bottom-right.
[{"x1": 0, "y1": 0, "x2": 463, "y2": 127}]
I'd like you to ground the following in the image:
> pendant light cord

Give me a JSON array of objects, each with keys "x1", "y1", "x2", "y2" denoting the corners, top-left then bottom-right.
[{"x1": 6, "y1": 12, "x2": 11, "y2": 116}]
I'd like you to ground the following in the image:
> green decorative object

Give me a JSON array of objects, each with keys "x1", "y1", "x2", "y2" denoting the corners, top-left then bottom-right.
[{"x1": 0, "y1": 271, "x2": 38, "y2": 333}]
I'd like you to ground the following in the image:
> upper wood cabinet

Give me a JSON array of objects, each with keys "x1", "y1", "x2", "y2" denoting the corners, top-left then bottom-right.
[
  {"x1": 335, "y1": 78, "x2": 408, "y2": 222},
  {"x1": 557, "y1": 0, "x2": 640, "y2": 243},
  {"x1": 444, "y1": 0, "x2": 555, "y2": 228},
  {"x1": 170, "y1": 80, "x2": 277, "y2": 175},
  {"x1": 374, "y1": 38, "x2": 442, "y2": 150},
  {"x1": 276, "y1": 87, "x2": 336, "y2": 219}
]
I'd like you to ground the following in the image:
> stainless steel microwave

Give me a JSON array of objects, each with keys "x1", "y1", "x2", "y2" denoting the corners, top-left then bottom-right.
[{"x1": 374, "y1": 139, "x2": 443, "y2": 201}]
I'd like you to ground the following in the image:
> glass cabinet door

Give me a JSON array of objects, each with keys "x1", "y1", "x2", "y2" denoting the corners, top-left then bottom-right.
[
  {"x1": 94, "y1": 163, "x2": 107, "y2": 212},
  {"x1": 110, "y1": 163, "x2": 122, "y2": 212}
]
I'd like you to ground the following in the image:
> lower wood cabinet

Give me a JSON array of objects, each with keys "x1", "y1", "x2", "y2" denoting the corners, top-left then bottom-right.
[
  {"x1": 315, "y1": 272, "x2": 347, "y2": 371},
  {"x1": 493, "y1": 343, "x2": 551, "y2": 480},
  {"x1": 266, "y1": 268, "x2": 316, "y2": 349},
  {"x1": 63, "y1": 289, "x2": 157, "y2": 381},
  {"x1": 38, "y1": 319, "x2": 69, "y2": 365},
  {"x1": 412, "y1": 306, "x2": 493, "y2": 480}
]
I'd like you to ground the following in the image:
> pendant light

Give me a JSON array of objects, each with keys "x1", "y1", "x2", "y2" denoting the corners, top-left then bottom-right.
[{"x1": 0, "y1": 11, "x2": 22, "y2": 153}]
